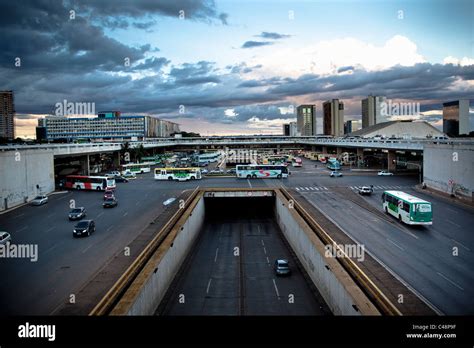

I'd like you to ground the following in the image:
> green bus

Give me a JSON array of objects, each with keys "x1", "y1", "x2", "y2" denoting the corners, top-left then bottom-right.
[{"x1": 382, "y1": 191, "x2": 432, "y2": 225}]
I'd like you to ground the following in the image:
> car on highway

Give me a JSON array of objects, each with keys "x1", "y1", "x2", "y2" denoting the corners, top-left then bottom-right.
[
  {"x1": 106, "y1": 171, "x2": 121, "y2": 177},
  {"x1": 378, "y1": 171, "x2": 394, "y2": 176},
  {"x1": 68, "y1": 207, "x2": 86, "y2": 220},
  {"x1": 274, "y1": 259, "x2": 291, "y2": 276},
  {"x1": 0, "y1": 231, "x2": 11, "y2": 245},
  {"x1": 103, "y1": 190, "x2": 115, "y2": 200},
  {"x1": 201, "y1": 169, "x2": 209, "y2": 174},
  {"x1": 226, "y1": 168, "x2": 236, "y2": 174},
  {"x1": 113, "y1": 176, "x2": 129, "y2": 183},
  {"x1": 103, "y1": 197, "x2": 118, "y2": 208},
  {"x1": 358, "y1": 186, "x2": 374, "y2": 195},
  {"x1": 330, "y1": 171, "x2": 343, "y2": 177},
  {"x1": 73, "y1": 220, "x2": 95, "y2": 237},
  {"x1": 122, "y1": 171, "x2": 136, "y2": 179},
  {"x1": 210, "y1": 168, "x2": 224, "y2": 174},
  {"x1": 30, "y1": 195, "x2": 48, "y2": 206}
]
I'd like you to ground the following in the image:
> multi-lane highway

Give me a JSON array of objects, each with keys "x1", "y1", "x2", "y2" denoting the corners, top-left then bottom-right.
[
  {"x1": 1, "y1": 158, "x2": 473, "y2": 315},
  {"x1": 159, "y1": 198, "x2": 328, "y2": 315}
]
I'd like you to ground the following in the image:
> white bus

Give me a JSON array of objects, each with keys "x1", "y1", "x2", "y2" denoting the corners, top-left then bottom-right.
[
  {"x1": 236, "y1": 164, "x2": 289, "y2": 179},
  {"x1": 382, "y1": 191, "x2": 433, "y2": 225},
  {"x1": 64, "y1": 175, "x2": 116, "y2": 191},
  {"x1": 121, "y1": 162, "x2": 153, "y2": 175},
  {"x1": 154, "y1": 167, "x2": 202, "y2": 181}
]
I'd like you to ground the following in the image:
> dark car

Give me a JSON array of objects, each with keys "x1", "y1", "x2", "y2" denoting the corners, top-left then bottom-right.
[
  {"x1": 103, "y1": 197, "x2": 118, "y2": 208},
  {"x1": 103, "y1": 190, "x2": 115, "y2": 200},
  {"x1": 274, "y1": 259, "x2": 291, "y2": 276},
  {"x1": 68, "y1": 207, "x2": 86, "y2": 220},
  {"x1": 114, "y1": 176, "x2": 129, "y2": 183},
  {"x1": 73, "y1": 220, "x2": 95, "y2": 237}
]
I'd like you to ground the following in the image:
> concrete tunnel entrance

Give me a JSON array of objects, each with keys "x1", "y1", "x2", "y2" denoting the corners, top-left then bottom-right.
[{"x1": 156, "y1": 194, "x2": 331, "y2": 316}]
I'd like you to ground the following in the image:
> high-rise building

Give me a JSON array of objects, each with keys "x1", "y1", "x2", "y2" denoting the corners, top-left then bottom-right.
[
  {"x1": 296, "y1": 105, "x2": 317, "y2": 136},
  {"x1": 442, "y1": 100, "x2": 470, "y2": 137},
  {"x1": 323, "y1": 99, "x2": 344, "y2": 136},
  {"x1": 344, "y1": 120, "x2": 353, "y2": 134},
  {"x1": 282, "y1": 122, "x2": 298, "y2": 136},
  {"x1": 362, "y1": 95, "x2": 386, "y2": 128},
  {"x1": 0, "y1": 90, "x2": 15, "y2": 140}
]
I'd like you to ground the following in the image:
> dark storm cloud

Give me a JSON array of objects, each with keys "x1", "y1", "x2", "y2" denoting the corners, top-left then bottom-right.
[
  {"x1": 226, "y1": 63, "x2": 262, "y2": 74},
  {"x1": 241, "y1": 41, "x2": 274, "y2": 49},
  {"x1": 337, "y1": 66, "x2": 354, "y2": 73},
  {"x1": 256, "y1": 32, "x2": 291, "y2": 40},
  {"x1": 70, "y1": 0, "x2": 229, "y2": 25}
]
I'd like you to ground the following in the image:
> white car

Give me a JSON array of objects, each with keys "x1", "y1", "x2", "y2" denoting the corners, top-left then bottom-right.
[
  {"x1": 31, "y1": 195, "x2": 48, "y2": 206},
  {"x1": 0, "y1": 231, "x2": 11, "y2": 245},
  {"x1": 201, "y1": 169, "x2": 209, "y2": 174},
  {"x1": 377, "y1": 171, "x2": 394, "y2": 176},
  {"x1": 106, "y1": 171, "x2": 121, "y2": 177}
]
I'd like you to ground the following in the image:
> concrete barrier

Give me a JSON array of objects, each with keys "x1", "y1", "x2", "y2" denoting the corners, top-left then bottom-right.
[
  {"x1": 110, "y1": 194, "x2": 205, "y2": 315},
  {"x1": 274, "y1": 192, "x2": 380, "y2": 315}
]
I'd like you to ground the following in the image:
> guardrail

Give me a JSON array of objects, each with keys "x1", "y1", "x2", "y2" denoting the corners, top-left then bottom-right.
[
  {"x1": 89, "y1": 186, "x2": 201, "y2": 316},
  {"x1": 279, "y1": 187, "x2": 402, "y2": 316}
]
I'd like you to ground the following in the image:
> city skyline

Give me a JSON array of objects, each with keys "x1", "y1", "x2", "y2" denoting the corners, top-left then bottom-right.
[{"x1": 1, "y1": 0, "x2": 473, "y2": 138}]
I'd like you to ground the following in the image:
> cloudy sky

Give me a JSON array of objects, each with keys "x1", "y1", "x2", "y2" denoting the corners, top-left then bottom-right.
[{"x1": 1, "y1": 0, "x2": 473, "y2": 137}]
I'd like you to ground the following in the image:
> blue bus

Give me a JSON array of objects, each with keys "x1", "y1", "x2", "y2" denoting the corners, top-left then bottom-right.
[{"x1": 327, "y1": 158, "x2": 341, "y2": 170}]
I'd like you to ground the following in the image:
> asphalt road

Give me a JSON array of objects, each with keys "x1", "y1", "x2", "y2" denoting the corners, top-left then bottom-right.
[
  {"x1": 286, "y1": 159, "x2": 474, "y2": 315},
  {"x1": 160, "y1": 214, "x2": 326, "y2": 315},
  {"x1": 1, "y1": 158, "x2": 473, "y2": 315}
]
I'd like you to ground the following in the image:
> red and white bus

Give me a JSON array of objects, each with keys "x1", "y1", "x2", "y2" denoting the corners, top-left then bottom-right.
[{"x1": 64, "y1": 175, "x2": 116, "y2": 191}]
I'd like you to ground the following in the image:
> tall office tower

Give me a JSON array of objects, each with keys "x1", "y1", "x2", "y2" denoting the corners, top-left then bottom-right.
[
  {"x1": 443, "y1": 100, "x2": 470, "y2": 137},
  {"x1": 362, "y1": 95, "x2": 386, "y2": 128},
  {"x1": 0, "y1": 90, "x2": 15, "y2": 140},
  {"x1": 323, "y1": 99, "x2": 344, "y2": 136},
  {"x1": 296, "y1": 105, "x2": 317, "y2": 136}
]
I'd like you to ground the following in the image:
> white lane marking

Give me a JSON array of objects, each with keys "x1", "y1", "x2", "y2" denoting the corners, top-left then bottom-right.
[
  {"x1": 206, "y1": 278, "x2": 213, "y2": 294},
  {"x1": 96, "y1": 212, "x2": 104, "y2": 218},
  {"x1": 272, "y1": 279, "x2": 280, "y2": 298},
  {"x1": 314, "y1": 187, "x2": 319, "y2": 191},
  {"x1": 47, "y1": 213, "x2": 55, "y2": 218},
  {"x1": 309, "y1": 187, "x2": 314, "y2": 190},
  {"x1": 387, "y1": 238, "x2": 405, "y2": 251},
  {"x1": 437, "y1": 272, "x2": 464, "y2": 291},
  {"x1": 451, "y1": 239, "x2": 471, "y2": 251},
  {"x1": 447, "y1": 208, "x2": 457, "y2": 213},
  {"x1": 43, "y1": 244, "x2": 58, "y2": 255},
  {"x1": 376, "y1": 186, "x2": 383, "y2": 189},
  {"x1": 123, "y1": 212, "x2": 128, "y2": 217},
  {"x1": 16, "y1": 226, "x2": 28, "y2": 233},
  {"x1": 263, "y1": 247, "x2": 267, "y2": 255},
  {"x1": 106, "y1": 225, "x2": 114, "y2": 232},
  {"x1": 295, "y1": 187, "x2": 300, "y2": 191},
  {"x1": 82, "y1": 244, "x2": 94, "y2": 254},
  {"x1": 323, "y1": 187, "x2": 328, "y2": 190},
  {"x1": 135, "y1": 201, "x2": 141, "y2": 206},
  {"x1": 45, "y1": 227, "x2": 55, "y2": 233},
  {"x1": 214, "y1": 248, "x2": 219, "y2": 262},
  {"x1": 266, "y1": 256, "x2": 270, "y2": 265},
  {"x1": 446, "y1": 220, "x2": 461, "y2": 228},
  {"x1": 14, "y1": 213, "x2": 25, "y2": 219},
  {"x1": 247, "y1": 179, "x2": 252, "y2": 188},
  {"x1": 304, "y1": 187, "x2": 310, "y2": 190},
  {"x1": 261, "y1": 239, "x2": 265, "y2": 247}
]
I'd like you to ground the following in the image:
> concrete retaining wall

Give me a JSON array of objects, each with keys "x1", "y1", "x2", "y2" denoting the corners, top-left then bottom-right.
[
  {"x1": 0, "y1": 149, "x2": 55, "y2": 211},
  {"x1": 274, "y1": 193, "x2": 379, "y2": 315},
  {"x1": 112, "y1": 196, "x2": 205, "y2": 315},
  {"x1": 423, "y1": 143, "x2": 474, "y2": 200}
]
